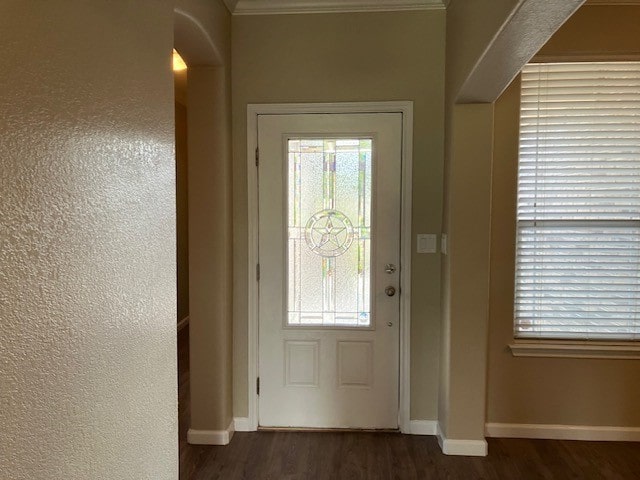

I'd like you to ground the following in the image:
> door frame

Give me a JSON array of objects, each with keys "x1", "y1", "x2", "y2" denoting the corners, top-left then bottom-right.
[{"x1": 246, "y1": 102, "x2": 413, "y2": 433}]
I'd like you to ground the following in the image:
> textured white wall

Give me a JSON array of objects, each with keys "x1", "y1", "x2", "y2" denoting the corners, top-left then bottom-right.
[{"x1": 0, "y1": 2, "x2": 177, "y2": 478}]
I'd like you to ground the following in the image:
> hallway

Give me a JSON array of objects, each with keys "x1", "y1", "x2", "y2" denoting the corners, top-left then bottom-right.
[{"x1": 177, "y1": 329, "x2": 640, "y2": 479}]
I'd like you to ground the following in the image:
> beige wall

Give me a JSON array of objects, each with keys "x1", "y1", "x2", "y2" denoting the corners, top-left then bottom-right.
[
  {"x1": 1, "y1": 1, "x2": 178, "y2": 478},
  {"x1": 232, "y1": 10, "x2": 446, "y2": 421},
  {"x1": 175, "y1": 0, "x2": 231, "y2": 67},
  {"x1": 445, "y1": 0, "x2": 521, "y2": 103},
  {"x1": 536, "y1": 4, "x2": 640, "y2": 60},
  {"x1": 187, "y1": 65, "x2": 234, "y2": 433},
  {"x1": 446, "y1": 0, "x2": 583, "y2": 104},
  {"x1": 445, "y1": 0, "x2": 584, "y2": 103},
  {"x1": 440, "y1": 0, "x2": 582, "y2": 447},
  {"x1": 438, "y1": 103, "x2": 494, "y2": 445},
  {"x1": 175, "y1": 100, "x2": 189, "y2": 322},
  {"x1": 174, "y1": 0, "x2": 234, "y2": 436},
  {"x1": 487, "y1": 5, "x2": 640, "y2": 428}
]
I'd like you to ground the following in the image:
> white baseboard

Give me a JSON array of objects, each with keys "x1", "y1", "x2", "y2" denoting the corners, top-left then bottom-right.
[
  {"x1": 177, "y1": 315, "x2": 190, "y2": 332},
  {"x1": 234, "y1": 417, "x2": 254, "y2": 432},
  {"x1": 486, "y1": 422, "x2": 640, "y2": 442},
  {"x1": 407, "y1": 420, "x2": 438, "y2": 435},
  {"x1": 187, "y1": 420, "x2": 235, "y2": 445},
  {"x1": 437, "y1": 423, "x2": 488, "y2": 456}
]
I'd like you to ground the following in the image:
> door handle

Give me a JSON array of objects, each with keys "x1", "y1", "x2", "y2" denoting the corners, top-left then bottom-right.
[{"x1": 385, "y1": 286, "x2": 396, "y2": 297}]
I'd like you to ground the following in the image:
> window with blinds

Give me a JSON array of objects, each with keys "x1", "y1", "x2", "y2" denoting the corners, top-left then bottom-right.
[{"x1": 515, "y1": 62, "x2": 640, "y2": 341}]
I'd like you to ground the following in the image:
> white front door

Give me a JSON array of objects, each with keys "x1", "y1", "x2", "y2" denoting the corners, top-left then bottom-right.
[{"x1": 258, "y1": 113, "x2": 402, "y2": 429}]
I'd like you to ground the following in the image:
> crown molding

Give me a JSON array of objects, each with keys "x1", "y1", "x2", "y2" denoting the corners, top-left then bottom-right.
[{"x1": 232, "y1": 0, "x2": 445, "y2": 15}]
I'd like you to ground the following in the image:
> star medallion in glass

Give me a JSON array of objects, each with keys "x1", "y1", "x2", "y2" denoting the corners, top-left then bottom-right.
[{"x1": 287, "y1": 138, "x2": 372, "y2": 327}]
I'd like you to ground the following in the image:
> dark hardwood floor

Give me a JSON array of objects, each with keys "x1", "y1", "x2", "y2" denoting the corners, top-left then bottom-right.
[{"x1": 178, "y1": 328, "x2": 640, "y2": 479}]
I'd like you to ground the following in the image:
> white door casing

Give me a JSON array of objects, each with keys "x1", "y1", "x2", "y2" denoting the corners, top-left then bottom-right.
[
  {"x1": 245, "y1": 102, "x2": 413, "y2": 433},
  {"x1": 258, "y1": 113, "x2": 401, "y2": 429}
]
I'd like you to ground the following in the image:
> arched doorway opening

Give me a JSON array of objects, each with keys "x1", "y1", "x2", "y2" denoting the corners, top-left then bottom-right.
[{"x1": 173, "y1": 5, "x2": 234, "y2": 451}]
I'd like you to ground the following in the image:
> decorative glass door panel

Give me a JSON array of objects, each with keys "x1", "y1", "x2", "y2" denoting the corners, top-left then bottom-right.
[{"x1": 287, "y1": 138, "x2": 372, "y2": 327}]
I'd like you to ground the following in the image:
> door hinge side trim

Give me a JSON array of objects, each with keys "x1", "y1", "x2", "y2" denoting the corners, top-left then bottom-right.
[
  {"x1": 256, "y1": 263, "x2": 260, "y2": 281},
  {"x1": 257, "y1": 377, "x2": 260, "y2": 395},
  {"x1": 255, "y1": 147, "x2": 259, "y2": 166}
]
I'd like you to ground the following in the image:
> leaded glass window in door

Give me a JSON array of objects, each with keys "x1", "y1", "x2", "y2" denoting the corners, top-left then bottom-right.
[{"x1": 287, "y1": 138, "x2": 373, "y2": 327}]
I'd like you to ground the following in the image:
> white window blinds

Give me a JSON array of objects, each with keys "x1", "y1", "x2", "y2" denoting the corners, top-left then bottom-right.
[{"x1": 515, "y1": 62, "x2": 640, "y2": 340}]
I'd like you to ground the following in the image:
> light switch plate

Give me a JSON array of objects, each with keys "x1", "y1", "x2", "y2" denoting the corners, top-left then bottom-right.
[{"x1": 417, "y1": 234, "x2": 437, "y2": 254}]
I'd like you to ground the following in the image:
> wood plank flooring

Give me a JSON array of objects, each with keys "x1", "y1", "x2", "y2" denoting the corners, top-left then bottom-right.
[{"x1": 178, "y1": 328, "x2": 640, "y2": 479}]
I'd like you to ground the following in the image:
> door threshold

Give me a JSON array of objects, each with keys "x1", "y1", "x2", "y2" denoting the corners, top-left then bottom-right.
[{"x1": 257, "y1": 426, "x2": 400, "y2": 434}]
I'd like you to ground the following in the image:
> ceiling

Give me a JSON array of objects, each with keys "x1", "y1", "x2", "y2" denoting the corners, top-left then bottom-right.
[{"x1": 222, "y1": 0, "x2": 446, "y2": 15}]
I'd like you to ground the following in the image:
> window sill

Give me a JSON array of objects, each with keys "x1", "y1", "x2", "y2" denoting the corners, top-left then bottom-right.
[{"x1": 509, "y1": 341, "x2": 640, "y2": 360}]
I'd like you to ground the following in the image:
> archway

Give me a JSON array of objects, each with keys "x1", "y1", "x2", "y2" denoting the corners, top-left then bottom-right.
[{"x1": 173, "y1": 3, "x2": 234, "y2": 446}]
